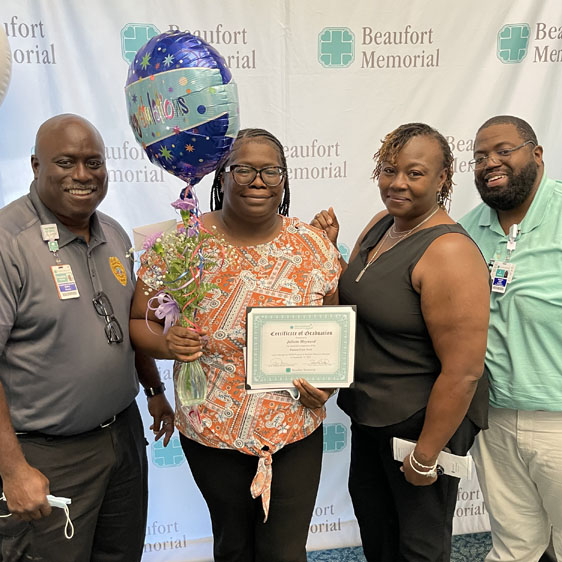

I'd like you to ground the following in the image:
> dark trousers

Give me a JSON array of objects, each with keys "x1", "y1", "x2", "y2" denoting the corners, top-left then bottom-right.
[
  {"x1": 0, "y1": 401, "x2": 148, "y2": 562},
  {"x1": 348, "y1": 410, "x2": 479, "y2": 562},
  {"x1": 180, "y1": 425, "x2": 323, "y2": 562}
]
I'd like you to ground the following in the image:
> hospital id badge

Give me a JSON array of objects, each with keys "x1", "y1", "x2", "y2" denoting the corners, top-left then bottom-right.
[
  {"x1": 490, "y1": 261, "x2": 515, "y2": 294},
  {"x1": 51, "y1": 264, "x2": 80, "y2": 300}
]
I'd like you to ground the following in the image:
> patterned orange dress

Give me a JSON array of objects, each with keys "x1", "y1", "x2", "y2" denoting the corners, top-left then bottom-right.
[{"x1": 139, "y1": 215, "x2": 340, "y2": 518}]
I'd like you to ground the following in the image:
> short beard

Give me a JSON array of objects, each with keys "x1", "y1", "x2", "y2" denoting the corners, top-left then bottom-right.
[{"x1": 475, "y1": 160, "x2": 538, "y2": 211}]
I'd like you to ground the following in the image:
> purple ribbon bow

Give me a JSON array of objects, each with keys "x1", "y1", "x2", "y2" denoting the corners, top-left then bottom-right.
[{"x1": 147, "y1": 293, "x2": 180, "y2": 334}]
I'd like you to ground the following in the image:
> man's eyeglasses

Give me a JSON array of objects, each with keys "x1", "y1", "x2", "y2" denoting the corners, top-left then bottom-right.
[
  {"x1": 224, "y1": 165, "x2": 286, "y2": 187},
  {"x1": 469, "y1": 140, "x2": 536, "y2": 170},
  {"x1": 92, "y1": 291, "x2": 123, "y2": 344}
]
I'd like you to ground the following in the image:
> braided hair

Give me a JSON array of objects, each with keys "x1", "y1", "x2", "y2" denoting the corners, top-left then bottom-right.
[
  {"x1": 210, "y1": 128, "x2": 290, "y2": 216},
  {"x1": 372, "y1": 122, "x2": 454, "y2": 209}
]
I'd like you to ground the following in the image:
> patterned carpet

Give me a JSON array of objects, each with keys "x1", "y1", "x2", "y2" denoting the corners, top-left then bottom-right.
[{"x1": 307, "y1": 532, "x2": 493, "y2": 561}]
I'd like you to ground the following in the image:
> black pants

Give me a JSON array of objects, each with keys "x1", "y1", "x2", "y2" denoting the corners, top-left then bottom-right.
[
  {"x1": 180, "y1": 425, "x2": 323, "y2": 562},
  {"x1": 348, "y1": 410, "x2": 479, "y2": 562},
  {"x1": 0, "y1": 402, "x2": 148, "y2": 562}
]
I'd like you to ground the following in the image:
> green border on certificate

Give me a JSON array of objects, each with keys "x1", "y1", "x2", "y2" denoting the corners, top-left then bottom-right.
[{"x1": 245, "y1": 305, "x2": 356, "y2": 391}]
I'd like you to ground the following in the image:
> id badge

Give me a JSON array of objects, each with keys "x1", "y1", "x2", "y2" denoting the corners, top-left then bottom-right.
[
  {"x1": 490, "y1": 261, "x2": 516, "y2": 294},
  {"x1": 51, "y1": 264, "x2": 80, "y2": 300}
]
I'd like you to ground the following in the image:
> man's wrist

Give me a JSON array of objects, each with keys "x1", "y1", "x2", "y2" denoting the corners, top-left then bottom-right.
[{"x1": 143, "y1": 383, "x2": 166, "y2": 398}]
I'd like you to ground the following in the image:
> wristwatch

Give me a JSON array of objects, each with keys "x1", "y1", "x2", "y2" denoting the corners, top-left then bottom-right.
[{"x1": 144, "y1": 383, "x2": 166, "y2": 397}]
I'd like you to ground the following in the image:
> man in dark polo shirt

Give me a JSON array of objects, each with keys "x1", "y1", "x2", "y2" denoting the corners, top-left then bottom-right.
[{"x1": 0, "y1": 114, "x2": 174, "y2": 561}]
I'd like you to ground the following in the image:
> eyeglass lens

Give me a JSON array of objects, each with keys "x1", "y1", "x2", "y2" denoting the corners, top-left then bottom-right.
[{"x1": 231, "y1": 166, "x2": 284, "y2": 186}]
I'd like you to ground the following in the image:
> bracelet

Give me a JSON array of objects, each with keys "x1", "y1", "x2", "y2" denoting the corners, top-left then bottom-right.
[
  {"x1": 144, "y1": 383, "x2": 166, "y2": 397},
  {"x1": 410, "y1": 451, "x2": 438, "y2": 470},
  {"x1": 408, "y1": 451, "x2": 437, "y2": 478}
]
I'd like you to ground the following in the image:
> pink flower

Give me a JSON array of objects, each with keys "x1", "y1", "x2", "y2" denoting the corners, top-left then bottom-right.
[
  {"x1": 143, "y1": 231, "x2": 163, "y2": 250},
  {"x1": 171, "y1": 198, "x2": 197, "y2": 211}
]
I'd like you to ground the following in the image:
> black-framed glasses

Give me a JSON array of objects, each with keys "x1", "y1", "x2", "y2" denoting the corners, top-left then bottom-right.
[
  {"x1": 469, "y1": 140, "x2": 535, "y2": 170},
  {"x1": 225, "y1": 165, "x2": 286, "y2": 187},
  {"x1": 92, "y1": 291, "x2": 123, "y2": 344}
]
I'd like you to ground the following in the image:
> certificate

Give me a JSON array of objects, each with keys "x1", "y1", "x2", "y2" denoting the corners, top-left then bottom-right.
[{"x1": 245, "y1": 306, "x2": 356, "y2": 391}]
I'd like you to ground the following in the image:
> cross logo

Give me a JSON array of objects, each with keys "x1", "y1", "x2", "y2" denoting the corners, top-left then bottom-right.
[
  {"x1": 337, "y1": 243, "x2": 350, "y2": 263},
  {"x1": 121, "y1": 23, "x2": 160, "y2": 64},
  {"x1": 323, "y1": 423, "x2": 347, "y2": 453},
  {"x1": 318, "y1": 27, "x2": 355, "y2": 68},
  {"x1": 497, "y1": 23, "x2": 530, "y2": 64},
  {"x1": 151, "y1": 436, "x2": 186, "y2": 468}
]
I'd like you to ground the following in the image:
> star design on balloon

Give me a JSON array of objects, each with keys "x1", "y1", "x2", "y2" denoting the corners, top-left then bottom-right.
[
  {"x1": 159, "y1": 146, "x2": 173, "y2": 161},
  {"x1": 131, "y1": 94, "x2": 137, "y2": 103},
  {"x1": 185, "y1": 144, "x2": 195, "y2": 152},
  {"x1": 163, "y1": 54, "x2": 174, "y2": 67},
  {"x1": 140, "y1": 53, "x2": 151, "y2": 70}
]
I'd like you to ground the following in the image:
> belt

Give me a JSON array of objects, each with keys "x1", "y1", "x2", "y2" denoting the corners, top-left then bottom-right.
[{"x1": 15, "y1": 413, "x2": 119, "y2": 441}]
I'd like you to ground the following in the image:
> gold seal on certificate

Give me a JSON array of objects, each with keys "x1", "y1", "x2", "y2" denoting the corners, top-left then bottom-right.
[{"x1": 245, "y1": 305, "x2": 356, "y2": 392}]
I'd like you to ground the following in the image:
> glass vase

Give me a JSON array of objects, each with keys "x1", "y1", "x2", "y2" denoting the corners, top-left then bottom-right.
[{"x1": 176, "y1": 359, "x2": 207, "y2": 407}]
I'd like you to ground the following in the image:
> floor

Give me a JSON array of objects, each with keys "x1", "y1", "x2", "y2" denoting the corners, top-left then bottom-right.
[{"x1": 307, "y1": 532, "x2": 493, "y2": 561}]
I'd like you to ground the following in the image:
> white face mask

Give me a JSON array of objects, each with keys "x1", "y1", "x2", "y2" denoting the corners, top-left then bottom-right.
[{"x1": 0, "y1": 492, "x2": 74, "y2": 540}]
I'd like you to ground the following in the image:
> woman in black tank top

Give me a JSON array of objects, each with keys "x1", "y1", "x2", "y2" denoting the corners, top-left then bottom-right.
[{"x1": 312, "y1": 123, "x2": 490, "y2": 562}]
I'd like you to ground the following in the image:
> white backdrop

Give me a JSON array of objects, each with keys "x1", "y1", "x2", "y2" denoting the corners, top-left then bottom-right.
[{"x1": 2, "y1": 1, "x2": 562, "y2": 559}]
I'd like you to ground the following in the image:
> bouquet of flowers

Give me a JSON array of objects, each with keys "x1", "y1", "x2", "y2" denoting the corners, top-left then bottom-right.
[{"x1": 141, "y1": 188, "x2": 217, "y2": 410}]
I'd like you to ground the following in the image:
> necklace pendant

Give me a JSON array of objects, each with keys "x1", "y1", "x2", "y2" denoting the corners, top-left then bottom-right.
[{"x1": 355, "y1": 267, "x2": 367, "y2": 282}]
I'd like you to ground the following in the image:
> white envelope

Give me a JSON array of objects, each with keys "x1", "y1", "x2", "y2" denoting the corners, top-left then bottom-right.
[
  {"x1": 392, "y1": 437, "x2": 473, "y2": 479},
  {"x1": 132, "y1": 219, "x2": 177, "y2": 252}
]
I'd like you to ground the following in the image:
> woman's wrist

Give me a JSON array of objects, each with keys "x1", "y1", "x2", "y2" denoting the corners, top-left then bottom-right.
[
  {"x1": 409, "y1": 451, "x2": 438, "y2": 477},
  {"x1": 411, "y1": 445, "x2": 439, "y2": 467}
]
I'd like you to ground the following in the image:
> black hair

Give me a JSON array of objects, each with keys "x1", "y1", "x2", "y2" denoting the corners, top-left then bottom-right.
[{"x1": 477, "y1": 115, "x2": 538, "y2": 145}]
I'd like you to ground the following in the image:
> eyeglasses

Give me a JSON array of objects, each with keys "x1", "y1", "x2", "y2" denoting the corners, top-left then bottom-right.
[
  {"x1": 469, "y1": 140, "x2": 535, "y2": 170},
  {"x1": 224, "y1": 165, "x2": 286, "y2": 187},
  {"x1": 92, "y1": 291, "x2": 123, "y2": 344}
]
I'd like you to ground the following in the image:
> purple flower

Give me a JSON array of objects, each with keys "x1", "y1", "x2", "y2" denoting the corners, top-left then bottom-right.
[
  {"x1": 143, "y1": 231, "x2": 163, "y2": 250},
  {"x1": 171, "y1": 198, "x2": 197, "y2": 211}
]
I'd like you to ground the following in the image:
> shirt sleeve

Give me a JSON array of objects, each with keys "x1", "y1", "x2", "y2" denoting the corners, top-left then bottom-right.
[
  {"x1": 297, "y1": 221, "x2": 341, "y2": 298},
  {"x1": 0, "y1": 237, "x2": 22, "y2": 355}
]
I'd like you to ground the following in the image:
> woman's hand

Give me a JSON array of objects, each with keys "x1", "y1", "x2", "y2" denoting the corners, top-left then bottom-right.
[
  {"x1": 311, "y1": 207, "x2": 339, "y2": 246},
  {"x1": 165, "y1": 325, "x2": 207, "y2": 362},
  {"x1": 401, "y1": 452, "x2": 438, "y2": 486},
  {"x1": 293, "y1": 378, "x2": 334, "y2": 409}
]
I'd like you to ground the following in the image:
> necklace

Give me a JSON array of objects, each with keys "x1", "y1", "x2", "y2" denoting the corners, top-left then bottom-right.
[
  {"x1": 387, "y1": 206, "x2": 440, "y2": 239},
  {"x1": 355, "y1": 206, "x2": 440, "y2": 283}
]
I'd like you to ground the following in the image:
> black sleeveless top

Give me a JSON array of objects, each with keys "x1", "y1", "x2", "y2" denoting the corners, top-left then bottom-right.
[{"x1": 338, "y1": 214, "x2": 488, "y2": 429}]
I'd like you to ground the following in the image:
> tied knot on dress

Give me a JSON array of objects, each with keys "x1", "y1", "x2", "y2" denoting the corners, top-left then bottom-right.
[{"x1": 250, "y1": 447, "x2": 273, "y2": 522}]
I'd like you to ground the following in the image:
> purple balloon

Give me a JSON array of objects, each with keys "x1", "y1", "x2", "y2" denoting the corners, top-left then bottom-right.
[{"x1": 125, "y1": 31, "x2": 240, "y2": 185}]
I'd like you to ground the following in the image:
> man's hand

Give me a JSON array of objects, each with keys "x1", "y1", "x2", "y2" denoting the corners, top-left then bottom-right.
[
  {"x1": 2, "y1": 464, "x2": 51, "y2": 521},
  {"x1": 147, "y1": 394, "x2": 175, "y2": 447}
]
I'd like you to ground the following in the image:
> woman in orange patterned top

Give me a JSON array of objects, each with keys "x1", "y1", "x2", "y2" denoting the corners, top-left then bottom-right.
[{"x1": 130, "y1": 129, "x2": 340, "y2": 562}]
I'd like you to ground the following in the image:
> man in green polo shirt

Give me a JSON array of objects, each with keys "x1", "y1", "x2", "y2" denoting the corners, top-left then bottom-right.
[{"x1": 460, "y1": 115, "x2": 562, "y2": 562}]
